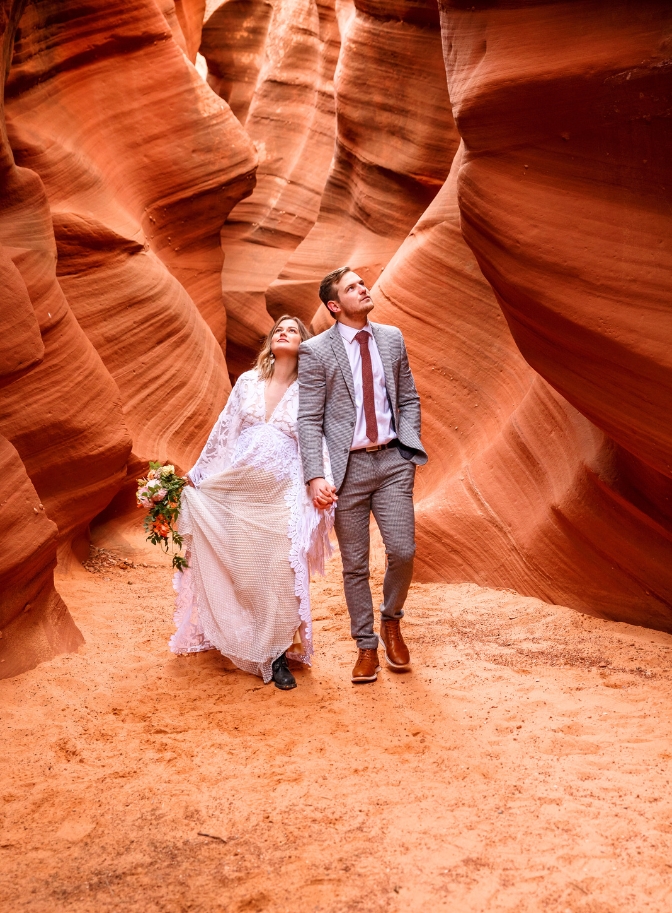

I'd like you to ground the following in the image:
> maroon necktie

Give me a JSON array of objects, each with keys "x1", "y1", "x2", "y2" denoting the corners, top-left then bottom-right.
[{"x1": 354, "y1": 330, "x2": 378, "y2": 443}]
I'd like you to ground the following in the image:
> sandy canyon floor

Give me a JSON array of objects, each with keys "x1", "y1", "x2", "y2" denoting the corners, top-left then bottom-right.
[{"x1": 2, "y1": 523, "x2": 672, "y2": 913}]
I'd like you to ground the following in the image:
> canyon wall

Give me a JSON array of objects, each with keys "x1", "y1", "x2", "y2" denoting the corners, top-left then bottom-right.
[
  {"x1": 262, "y1": 0, "x2": 672, "y2": 628},
  {"x1": 2, "y1": 0, "x2": 671, "y2": 677},
  {"x1": 0, "y1": 0, "x2": 256, "y2": 677},
  {"x1": 414, "y1": 1, "x2": 671, "y2": 626},
  {"x1": 266, "y1": 0, "x2": 459, "y2": 330},
  {"x1": 202, "y1": 0, "x2": 347, "y2": 374},
  {"x1": 375, "y1": 144, "x2": 672, "y2": 630}
]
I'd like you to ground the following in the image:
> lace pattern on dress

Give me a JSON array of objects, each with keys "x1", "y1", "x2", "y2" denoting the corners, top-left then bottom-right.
[
  {"x1": 170, "y1": 562, "x2": 213, "y2": 654},
  {"x1": 171, "y1": 371, "x2": 334, "y2": 672}
]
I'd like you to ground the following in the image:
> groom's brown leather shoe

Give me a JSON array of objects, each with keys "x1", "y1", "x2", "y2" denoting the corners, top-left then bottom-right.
[
  {"x1": 380, "y1": 618, "x2": 411, "y2": 669},
  {"x1": 352, "y1": 648, "x2": 381, "y2": 683}
]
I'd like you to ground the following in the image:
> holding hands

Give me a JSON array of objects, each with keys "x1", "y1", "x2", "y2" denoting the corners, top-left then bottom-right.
[{"x1": 308, "y1": 477, "x2": 337, "y2": 511}]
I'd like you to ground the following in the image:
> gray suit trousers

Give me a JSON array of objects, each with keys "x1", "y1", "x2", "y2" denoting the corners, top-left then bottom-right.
[{"x1": 334, "y1": 446, "x2": 416, "y2": 650}]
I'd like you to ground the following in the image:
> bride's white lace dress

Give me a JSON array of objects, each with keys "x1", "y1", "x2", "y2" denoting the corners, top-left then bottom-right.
[{"x1": 170, "y1": 369, "x2": 333, "y2": 682}]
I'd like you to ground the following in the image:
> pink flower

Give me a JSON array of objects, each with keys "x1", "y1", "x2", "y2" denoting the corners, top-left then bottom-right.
[
  {"x1": 151, "y1": 488, "x2": 167, "y2": 503},
  {"x1": 136, "y1": 487, "x2": 152, "y2": 509}
]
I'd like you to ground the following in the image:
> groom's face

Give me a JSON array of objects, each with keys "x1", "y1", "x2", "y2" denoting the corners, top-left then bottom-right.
[{"x1": 329, "y1": 271, "x2": 373, "y2": 321}]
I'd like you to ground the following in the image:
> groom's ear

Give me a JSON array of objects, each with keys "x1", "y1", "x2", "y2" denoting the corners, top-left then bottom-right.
[{"x1": 326, "y1": 299, "x2": 340, "y2": 318}]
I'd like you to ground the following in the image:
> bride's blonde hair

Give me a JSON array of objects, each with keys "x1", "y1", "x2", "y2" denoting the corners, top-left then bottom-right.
[{"x1": 255, "y1": 314, "x2": 312, "y2": 380}]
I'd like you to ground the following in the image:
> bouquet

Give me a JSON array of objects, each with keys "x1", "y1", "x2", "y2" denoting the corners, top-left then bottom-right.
[{"x1": 136, "y1": 462, "x2": 189, "y2": 570}]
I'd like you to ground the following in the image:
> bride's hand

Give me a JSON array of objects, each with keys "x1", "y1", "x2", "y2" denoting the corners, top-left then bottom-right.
[
  {"x1": 184, "y1": 475, "x2": 195, "y2": 488},
  {"x1": 308, "y1": 477, "x2": 336, "y2": 510}
]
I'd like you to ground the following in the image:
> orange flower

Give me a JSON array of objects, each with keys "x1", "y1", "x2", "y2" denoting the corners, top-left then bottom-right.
[{"x1": 152, "y1": 515, "x2": 171, "y2": 537}]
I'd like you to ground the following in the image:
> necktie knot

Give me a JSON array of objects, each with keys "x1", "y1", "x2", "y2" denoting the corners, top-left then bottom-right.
[{"x1": 354, "y1": 329, "x2": 369, "y2": 347}]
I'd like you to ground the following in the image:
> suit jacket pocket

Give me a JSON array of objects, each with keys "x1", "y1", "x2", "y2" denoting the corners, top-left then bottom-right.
[{"x1": 397, "y1": 443, "x2": 416, "y2": 461}]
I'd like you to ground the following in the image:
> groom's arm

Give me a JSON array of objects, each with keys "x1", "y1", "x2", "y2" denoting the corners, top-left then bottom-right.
[
  {"x1": 297, "y1": 343, "x2": 328, "y2": 484},
  {"x1": 397, "y1": 333, "x2": 421, "y2": 433}
]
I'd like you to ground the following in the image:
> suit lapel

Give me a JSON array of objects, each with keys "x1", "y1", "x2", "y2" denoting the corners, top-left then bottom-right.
[
  {"x1": 329, "y1": 323, "x2": 356, "y2": 403},
  {"x1": 370, "y1": 323, "x2": 397, "y2": 410}
]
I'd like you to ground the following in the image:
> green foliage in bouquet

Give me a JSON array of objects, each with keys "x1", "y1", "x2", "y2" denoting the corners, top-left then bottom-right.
[{"x1": 136, "y1": 462, "x2": 189, "y2": 571}]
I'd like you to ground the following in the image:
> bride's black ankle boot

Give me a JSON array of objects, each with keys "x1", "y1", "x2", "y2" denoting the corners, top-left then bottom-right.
[{"x1": 272, "y1": 652, "x2": 297, "y2": 690}]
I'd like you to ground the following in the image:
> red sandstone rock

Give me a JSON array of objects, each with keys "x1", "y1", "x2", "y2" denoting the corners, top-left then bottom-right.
[
  {"x1": 366, "y1": 4, "x2": 672, "y2": 630},
  {"x1": 203, "y1": 0, "x2": 345, "y2": 373},
  {"x1": 171, "y1": 0, "x2": 207, "y2": 61},
  {"x1": 53, "y1": 213, "x2": 231, "y2": 479},
  {"x1": 4, "y1": 0, "x2": 257, "y2": 496},
  {"x1": 6, "y1": 0, "x2": 257, "y2": 353},
  {"x1": 438, "y1": 1, "x2": 672, "y2": 486},
  {"x1": 0, "y1": 0, "x2": 255, "y2": 674},
  {"x1": 0, "y1": 434, "x2": 83, "y2": 680},
  {"x1": 266, "y1": 0, "x2": 458, "y2": 329},
  {"x1": 0, "y1": 164, "x2": 132, "y2": 552},
  {"x1": 0, "y1": 243, "x2": 43, "y2": 380},
  {"x1": 374, "y1": 145, "x2": 672, "y2": 627}
]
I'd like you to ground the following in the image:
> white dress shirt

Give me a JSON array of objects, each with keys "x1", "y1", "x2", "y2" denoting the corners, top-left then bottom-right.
[{"x1": 338, "y1": 322, "x2": 395, "y2": 450}]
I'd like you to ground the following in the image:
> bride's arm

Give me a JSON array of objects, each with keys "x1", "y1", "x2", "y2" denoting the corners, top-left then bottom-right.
[{"x1": 186, "y1": 378, "x2": 245, "y2": 486}]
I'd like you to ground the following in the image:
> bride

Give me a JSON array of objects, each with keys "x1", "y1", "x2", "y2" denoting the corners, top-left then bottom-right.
[{"x1": 170, "y1": 316, "x2": 334, "y2": 690}]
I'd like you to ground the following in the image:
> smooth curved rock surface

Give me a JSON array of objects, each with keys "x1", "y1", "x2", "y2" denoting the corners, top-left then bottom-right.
[
  {"x1": 53, "y1": 212, "x2": 231, "y2": 479},
  {"x1": 6, "y1": 0, "x2": 257, "y2": 353},
  {"x1": 266, "y1": 0, "x2": 458, "y2": 329},
  {"x1": 4, "y1": 0, "x2": 254, "y2": 492},
  {"x1": 172, "y1": 0, "x2": 207, "y2": 60},
  {"x1": 203, "y1": 0, "x2": 345, "y2": 373},
  {"x1": 0, "y1": 434, "x2": 83, "y2": 680},
  {"x1": 0, "y1": 242, "x2": 43, "y2": 380},
  {"x1": 374, "y1": 145, "x2": 672, "y2": 629},
  {"x1": 0, "y1": 0, "x2": 253, "y2": 674},
  {"x1": 0, "y1": 163, "x2": 132, "y2": 551},
  {"x1": 438, "y1": 1, "x2": 672, "y2": 483}
]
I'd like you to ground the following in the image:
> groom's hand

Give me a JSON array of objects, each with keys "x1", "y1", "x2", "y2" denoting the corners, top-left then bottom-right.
[{"x1": 308, "y1": 477, "x2": 337, "y2": 510}]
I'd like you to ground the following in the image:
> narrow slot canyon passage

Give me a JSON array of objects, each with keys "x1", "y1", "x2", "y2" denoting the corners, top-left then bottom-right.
[
  {"x1": 2, "y1": 527, "x2": 671, "y2": 912},
  {"x1": 2, "y1": 2, "x2": 671, "y2": 909}
]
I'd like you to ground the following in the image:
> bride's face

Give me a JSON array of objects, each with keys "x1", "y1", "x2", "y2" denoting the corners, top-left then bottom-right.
[{"x1": 270, "y1": 319, "x2": 301, "y2": 359}]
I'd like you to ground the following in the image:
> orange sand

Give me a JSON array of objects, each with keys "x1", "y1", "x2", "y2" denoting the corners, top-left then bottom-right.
[{"x1": 2, "y1": 522, "x2": 672, "y2": 912}]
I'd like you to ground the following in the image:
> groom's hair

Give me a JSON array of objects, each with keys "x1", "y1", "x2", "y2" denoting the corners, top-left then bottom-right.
[{"x1": 319, "y1": 265, "x2": 351, "y2": 317}]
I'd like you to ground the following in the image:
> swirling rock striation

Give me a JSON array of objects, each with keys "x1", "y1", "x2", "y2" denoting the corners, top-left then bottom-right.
[
  {"x1": 4, "y1": 0, "x2": 259, "y2": 490},
  {"x1": 0, "y1": 0, "x2": 257, "y2": 676},
  {"x1": 266, "y1": 0, "x2": 458, "y2": 330},
  {"x1": 203, "y1": 0, "x2": 345, "y2": 373},
  {"x1": 374, "y1": 149, "x2": 672, "y2": 629},
  {"x1": 3, "y1": 0, "x2": 672, "y2": 679},
  {"x1": 439, "y1": 2, "x2": 672, "y2": 489},
  {"x1": 7, "y1": 0, "x2": 257, "y2": 352},
  {"x1": 391, "y1": 0, "x2": 672, "y2": 628},
  {"x1": 0, "y1": 434, "x2": 83, "y2": 678}
]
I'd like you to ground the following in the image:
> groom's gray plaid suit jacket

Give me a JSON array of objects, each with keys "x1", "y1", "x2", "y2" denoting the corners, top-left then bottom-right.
[{"x1": 297, "y1": 321, "x2": 427, "y2": 491}]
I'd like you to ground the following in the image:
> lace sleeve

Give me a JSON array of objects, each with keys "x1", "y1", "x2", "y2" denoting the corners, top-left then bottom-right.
[
  {"x1": 187, "y1": 378, "x2": 244, "y2": 486},
  {"x1": 322, "y1": 436, "x2": 334, "y2": 486}
]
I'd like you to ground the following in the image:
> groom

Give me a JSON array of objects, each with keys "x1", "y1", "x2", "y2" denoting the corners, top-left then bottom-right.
[{"x1": 297, "y1": 266, "x2": 427, "y2": 683}]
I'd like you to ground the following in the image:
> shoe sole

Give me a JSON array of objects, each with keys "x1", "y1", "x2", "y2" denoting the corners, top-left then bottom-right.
[
  {"x1": 274, "y1": 681, "x2": 297, "y2": 690},
  {"x1": 351, "y1": 666, "x2": 381, "y2": 684},
  {"x1": 382, "y1": 645, "x2": 411, "y2": 670}
]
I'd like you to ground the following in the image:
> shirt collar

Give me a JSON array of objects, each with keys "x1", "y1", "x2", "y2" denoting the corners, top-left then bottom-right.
[{"x1": 338, "y1": 321, "x2": 373, "y2": 343}]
